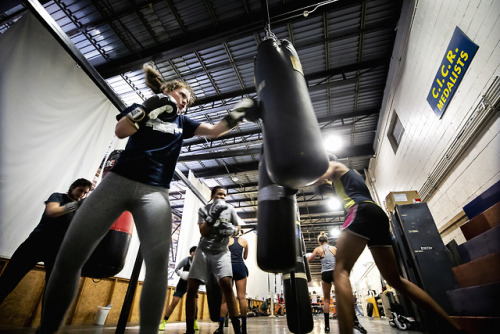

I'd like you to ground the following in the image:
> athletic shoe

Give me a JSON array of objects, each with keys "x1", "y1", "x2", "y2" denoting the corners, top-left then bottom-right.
[
  {"x1": 353, "y1": 323, "x2": 367, "y2": 334},
  {"x1": 325, "y1": 326, "x2": 330, "y2": 332},
  {"x1": 193, "y1": 319, "x2": 200, "y2": 330},
  {"x1": 159, "y1": 319, "x2": 168, "y2": 331}
]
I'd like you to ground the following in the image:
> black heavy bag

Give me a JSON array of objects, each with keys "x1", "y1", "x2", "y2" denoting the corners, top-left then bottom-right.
[
  {"x1": 257, "y1": 153, "x2": 296, "y2": 272},
  {"x1": 206, "y1": 273, "x2": 223, "y2": 322},
  {"x1": 254, "y1": 38, "x2": 329, "y2": 189},
  {"x1": 284, "y1": 219, "x2": 314, "y2": 333},
  {"x1": 81, "y1": 150, "x2": 134, "y2": 278}
]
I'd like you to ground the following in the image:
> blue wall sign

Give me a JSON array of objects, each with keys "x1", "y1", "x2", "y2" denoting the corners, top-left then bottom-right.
[{"x1": 427, "y1": 27, "x2": 479, "y2": 118}]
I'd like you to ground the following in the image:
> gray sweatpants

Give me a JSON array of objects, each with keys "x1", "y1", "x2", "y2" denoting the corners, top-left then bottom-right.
[{"x1": 40, "y1": 172, "x2": 171, "y2": 334}]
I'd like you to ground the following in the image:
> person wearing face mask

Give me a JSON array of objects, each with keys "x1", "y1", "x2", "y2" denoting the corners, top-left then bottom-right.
[
  {"x1": 0, "y1": 178, "x2": 92, "y2": 306},
  {"x1": 37, "y1": 63, "x2": 258, "y2": 334}
]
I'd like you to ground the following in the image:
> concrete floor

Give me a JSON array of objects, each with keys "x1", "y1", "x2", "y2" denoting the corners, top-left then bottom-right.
[{"x1": 0, "y1": 315, "x2": 423, "y2": 334}]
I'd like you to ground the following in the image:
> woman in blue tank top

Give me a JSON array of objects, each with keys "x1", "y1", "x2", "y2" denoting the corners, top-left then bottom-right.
[{"x1": 217, "y1": 236, "x2": 249, "y2": 334}]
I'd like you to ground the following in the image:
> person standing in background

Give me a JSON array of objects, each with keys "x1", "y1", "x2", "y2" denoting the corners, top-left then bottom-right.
[
  {"x1": 185, "y1": 186, "x2": 242, "y2": 334},
  {"x1": 217, "y1": 235, "x2": 249, "y2": 334},
  {"x1": 0, "y1": 178, "x2": 91, "y2": 306},
  {"x1": 308, "y1": 232, "x2": 337, "y2": 332},
  {"x1": 159, "y1": 246, "x2": 199, "y2": 330}
]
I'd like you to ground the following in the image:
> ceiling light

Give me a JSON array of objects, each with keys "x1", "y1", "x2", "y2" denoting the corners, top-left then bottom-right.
[
  {"x1": 327, "y1": 197, "x2": 342, "y2": 211},
  {"x1": 324, "y1": 135, "x2": 343, "y2": 153},
  {"x1": 330, "y1": 227, "x2": 341, "y2": 239}
]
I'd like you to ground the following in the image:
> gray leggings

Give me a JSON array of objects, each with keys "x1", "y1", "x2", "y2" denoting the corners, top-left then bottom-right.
[{"x1": 40, "y1": 172, "x2": 171, "y2": 334}]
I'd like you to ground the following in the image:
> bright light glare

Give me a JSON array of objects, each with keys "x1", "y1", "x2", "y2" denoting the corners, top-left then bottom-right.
[
  {"x1": 324, "y1": 135, "x2": 343, "y2": 153},
  {"x1": 327, "y1": 197, "x2": 342, "y2": 211},
  {"x1": 330, "y1": 228, "x2": 341, "y2": 239}
]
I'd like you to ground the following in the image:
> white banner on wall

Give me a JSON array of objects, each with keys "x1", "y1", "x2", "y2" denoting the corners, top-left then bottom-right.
[
  {"x1": 0, "y1": 13, "x2": 119, "y2": 257},
  {"x1": 173, "y1": 171, "x2": 211, "y2": 287}
]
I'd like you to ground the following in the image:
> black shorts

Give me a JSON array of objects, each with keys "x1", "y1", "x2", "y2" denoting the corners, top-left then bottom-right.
[
  {"x1": 321, "y1": 270, "x2": 334, "y2": 283},
  {"x1": 232, "y1": 262, "x2": 248, "y2": 281},
  {"x1": 173, "y1": 279, "x2": 188, "y2": 297},
  {"x1": 173, "y1": 279, "x2": 198, "y2": 298},
  {"x1": 343, "y1": 202, "x2": 392, "y2": 247}
]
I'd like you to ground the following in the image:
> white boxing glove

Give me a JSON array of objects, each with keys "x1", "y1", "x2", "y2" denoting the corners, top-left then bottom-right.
[{"x1": 178, "y1": 271, "x2": 189, "y2": 281}]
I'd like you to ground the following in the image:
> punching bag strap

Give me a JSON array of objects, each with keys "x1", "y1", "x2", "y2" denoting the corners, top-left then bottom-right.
[
  {"x1": 283, "y1": 272, "x2": 308, "y2": 280},
  {"x1": 91, "y1": 135, "x2": 117, "y2": 189},
  {"x1": 261, "y1": 0, "x2": 277, "y2": 42}
]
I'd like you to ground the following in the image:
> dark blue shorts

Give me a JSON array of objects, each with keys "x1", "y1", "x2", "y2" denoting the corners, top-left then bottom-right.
[
  {"x1": 343, "y1": 202, "x2": 392, "y2": 247},
  {"x1": 232, "y1": 262, "x2": 248, "y2": 281}
]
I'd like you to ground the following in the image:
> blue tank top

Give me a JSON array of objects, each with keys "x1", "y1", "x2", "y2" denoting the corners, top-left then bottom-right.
[
  {"x1": 332, "y1": 169, "x2": 374, "y2": 210},
  {"x1": 320, "y1": 244, "x2": 336, "y2": 272},
  {"x1": 229, "y1": 237, "x2": 245, "y2": 264}
]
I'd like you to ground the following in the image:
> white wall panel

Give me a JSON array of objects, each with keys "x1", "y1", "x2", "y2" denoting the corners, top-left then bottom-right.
[
  {"x1": 370, "y1": 0, "x2": 500, "y2": 244},
  {"x1": 0, "y1": 13, "x2": 118, "y2": 257}
]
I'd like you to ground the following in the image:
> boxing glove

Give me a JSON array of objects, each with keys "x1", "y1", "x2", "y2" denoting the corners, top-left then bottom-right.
[
  {"x1": 223, "y1": 98, "x2": 260, "y2": 129},
  {"x1": 218, "y1": 222, "x2": 238, "y2": 237},
  {"x1": 178, "y1": 271, "x2": 189, "y2": 280},
  {"x1": 205, "y1": 199, "x2": 228, "y2": 226},
  {"x1": 126, "y1": 94, "x2": 178, "y2": 128},
  {"x1": 63, "y1": 201, "x2": 79, "y2": 213}
]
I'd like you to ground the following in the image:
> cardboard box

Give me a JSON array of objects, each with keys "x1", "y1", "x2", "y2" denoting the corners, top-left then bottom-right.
[{"x1": 385, "y1": 190, "x2": 421, "y2": 212}]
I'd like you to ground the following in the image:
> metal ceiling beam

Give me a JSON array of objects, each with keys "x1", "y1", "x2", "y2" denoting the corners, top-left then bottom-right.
[
  {"x1": 183, "y1": 107, "x2": 379, "y2": 147},
  {"x1": 191, "y1": 58, "x2": 389, "y2": 107},
  {"x1": 166, "y1": 18, "x2": 398, "y2": 84},
  {"x1": 170, "y1": 190, "x2": 324, "y2": 209},
  {"x1": 178, "y1": 143, "x2": 373, "y2": 164},
  {"x1": 178, "y1": 147, "x2": 261, "y2": 162},
  {"x1": 95, "y1": 0, "x2": 364, "y2": 78},
  {"x1": 236, "y1": 204, "x2": 344, "y2": 220}
]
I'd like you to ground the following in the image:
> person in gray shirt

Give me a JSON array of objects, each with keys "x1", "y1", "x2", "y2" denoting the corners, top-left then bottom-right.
[
  {"x1": 184, "y1": 186, "x2": 242, "y2": 334},
  {"x1": 159, "y1": 246, "x2": 198, "y2": 331}
]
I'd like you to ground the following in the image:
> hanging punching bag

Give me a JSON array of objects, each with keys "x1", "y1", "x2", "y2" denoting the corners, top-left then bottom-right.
[
  {"x1": 254, "y1": 38, "x2": 329, "y2": 189},
  {"x1": 81, "y1": 150, "x2": 134, "y2": 278},
  {"x1": 257, "y1": 152, "x2": 296, "y2": 273},
  {"x1": 283, "y1": 218, "x2": 314, "y2": 334}
]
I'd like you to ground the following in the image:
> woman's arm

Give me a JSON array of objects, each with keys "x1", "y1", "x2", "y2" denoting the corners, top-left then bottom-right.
[
  {"x1": 115, "y1": 117, "x2": 138, "y2": 138},
  {"x1": 45, "y1": 202, "x2": 72, "y2": 217},
  {"x1": 241, "y1": 238, "x2": 249, "y2": 260},
  {"x1": 194, "y1": 121, "x2": 232, "y2": 139},
  {"x1": 198, "y1": 221, "x2": 212, "y2": 237},
  {"x1": 307, "y1": 248, "x2": 319, "y2": 262}
]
